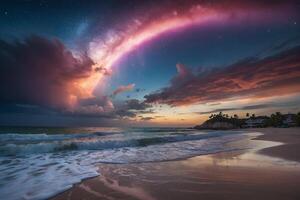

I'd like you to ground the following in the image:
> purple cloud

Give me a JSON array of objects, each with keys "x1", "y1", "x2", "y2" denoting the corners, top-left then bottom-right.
[
  {"x1": 145, "y1": 45, "x2": 300, "y2": 106},
  {"x1": 0, "y1": 36, "x2": 94, "y2": 109}
]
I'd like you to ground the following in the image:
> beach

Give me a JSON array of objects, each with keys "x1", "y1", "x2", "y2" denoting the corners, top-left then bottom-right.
[
  {"x1": 52, "y1": 128, "x2": 300, "y2": 200},
  {"x1": 253, "y1": 128, "x2": 300, "y2": 162},
  {"x1": 2, "y1": 1, "x2": 300, "y2": 199}
]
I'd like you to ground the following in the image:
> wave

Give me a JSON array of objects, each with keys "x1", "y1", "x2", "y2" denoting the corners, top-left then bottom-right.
[
  {"x1": 0, "y1": 131, "x2": 121, "y2": 143},
  {"x1": 0, "y1": 131, "x2": 237, "y2": 156},
  {"x1": 129, "y1": 127, "x2": 195, "y2": 133},
  {"x1": 0, "y1": 128, "x2": 250, "y2": 200}
]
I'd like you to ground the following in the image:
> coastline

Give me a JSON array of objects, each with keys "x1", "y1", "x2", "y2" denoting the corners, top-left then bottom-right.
[
  {"x1": 52, "y1": 128, "x2": 300, "y2": 200},
  {"x1": 250, "y1": 128, "x2": 300, "y2": 162}
]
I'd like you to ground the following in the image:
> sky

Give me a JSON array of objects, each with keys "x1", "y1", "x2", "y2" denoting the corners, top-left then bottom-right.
[{"x1": 0, "y1": 0, "x2": 300, "y2": 127}]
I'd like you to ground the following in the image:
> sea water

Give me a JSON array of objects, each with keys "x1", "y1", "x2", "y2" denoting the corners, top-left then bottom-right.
[{"x1": 0, "y1": 127, "x2": 249, "y2": 200}]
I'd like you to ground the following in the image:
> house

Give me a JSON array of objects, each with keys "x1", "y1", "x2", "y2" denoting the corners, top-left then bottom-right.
[
  {"x1": 282, "y1": 114, "x2": 297, "y2": 127},
  {"x1": 243, "y1": 117, "x2": 268, "y2": 128}
]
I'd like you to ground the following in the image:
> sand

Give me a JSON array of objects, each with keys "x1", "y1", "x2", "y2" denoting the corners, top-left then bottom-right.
[
  {"x1": 252, "y1": 128, "x2": 300, "y2": 162},
  {"x1": 52, "y1": 128, "x2": 300, "y2": 200}
]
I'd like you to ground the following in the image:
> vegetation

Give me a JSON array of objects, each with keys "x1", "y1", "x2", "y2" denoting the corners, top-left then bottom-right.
[
  {"x1": 296, "y1": 112, "x2": 300, "y2": 126},
  {"x1": 197, "y1": 111, "x2": 300, "y2": 129},
  {"x1": 207, "y1": 112, "x2": 245, "y2": 128},
  {"x1": 264, "y1": 112, "x2": 284, "y2": 127}
]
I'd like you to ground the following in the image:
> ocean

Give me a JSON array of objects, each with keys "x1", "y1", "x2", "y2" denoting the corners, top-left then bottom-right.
[{"x1": 0, "y1": 127, "x2": 251, "y2": 200}]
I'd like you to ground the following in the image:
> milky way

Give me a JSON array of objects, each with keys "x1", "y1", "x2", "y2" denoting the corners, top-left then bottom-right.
[
  {"x1": 0, "y1": 0, "x2": 299, "y2": 126},
  {"x1": 85, "y1": 1, "x2": 292, "y2": 96}
]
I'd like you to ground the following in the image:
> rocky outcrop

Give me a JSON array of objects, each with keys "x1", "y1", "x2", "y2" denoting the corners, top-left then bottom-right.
[{"x1": 194, "y1": 121, "x2": 237, "y2": 130}]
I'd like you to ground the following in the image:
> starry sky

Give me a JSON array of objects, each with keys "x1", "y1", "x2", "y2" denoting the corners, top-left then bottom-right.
[{"x1": 0, "y1": 0, "x2": 300, "y2": 127}]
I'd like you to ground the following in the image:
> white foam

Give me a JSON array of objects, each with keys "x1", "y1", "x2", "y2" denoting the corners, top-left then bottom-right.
[
  {"x1": 0, "y1": 131, "x2": 239, "y2": 156},
  {"x1": 0, "y1": 129, "x2": 248, "y2": 200}
]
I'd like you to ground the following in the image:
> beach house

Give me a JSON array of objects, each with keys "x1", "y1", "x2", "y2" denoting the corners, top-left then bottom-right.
[
  {"x1": 282, "y1": 114, "x2": 297, "y2": 127},
  {"x1": 243, "y1": 117, "x2": 268, "y2": 128}
]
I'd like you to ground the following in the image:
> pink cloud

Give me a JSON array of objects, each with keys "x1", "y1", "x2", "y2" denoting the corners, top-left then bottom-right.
[
  {"x1": 145, "y1": 45, "x2": 300, "y2": 106},
  {"x1": 112, "y1": 84, "x2": 135, "y2": 97}
]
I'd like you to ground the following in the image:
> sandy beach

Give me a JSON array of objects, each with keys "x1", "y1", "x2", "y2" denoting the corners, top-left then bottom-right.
[
  {"x1": 252, "y1": 128, "x2": 300, "y2": 162},
  {"x1": 51, "y1": 128, "x2": 300, "y2": 200}
]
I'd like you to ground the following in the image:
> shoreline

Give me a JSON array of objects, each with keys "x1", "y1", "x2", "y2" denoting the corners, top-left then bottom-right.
[
  {"x1": 52, "y1": 128, "x2": 300, "y2": 200},
  {"x1": 250, "y1": 128, "x2": 300, "y2": 162}
]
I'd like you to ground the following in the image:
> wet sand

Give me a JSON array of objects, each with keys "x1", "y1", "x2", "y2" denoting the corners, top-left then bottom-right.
[
  {"x1": 52, "y1": 128, "x2": 300, "y2": 200},
  {"x1": 252, "y1": 128, "x2": 300, "y2": 162}
]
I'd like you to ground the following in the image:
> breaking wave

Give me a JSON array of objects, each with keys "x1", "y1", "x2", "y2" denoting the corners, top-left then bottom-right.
[{"x1": 0, "y1": 127, "x2": 251, "y2": 200}]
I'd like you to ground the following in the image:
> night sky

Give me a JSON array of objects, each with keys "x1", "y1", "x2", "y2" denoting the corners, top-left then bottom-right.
[{"x1": 0, "y1": 0, "x2": 300, "y2": 127}]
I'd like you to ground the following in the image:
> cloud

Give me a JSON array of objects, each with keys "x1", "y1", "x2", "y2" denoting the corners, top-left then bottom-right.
[
  {"x1": 114, "y1": 99, "x2": 152, "y2": 118},
  {"x1": 112, "y1": 84, "x2": 135, "y2": 97},
  {"x1": 140, "y1": 116, "x2": 154, "y2": 121},
  {"x1": 94, "y1": 66, "x2": 112, "y2": 75},
  {"x1": 196, "y1": 104, "x2": 271, "y2": 115},
  {"x1": 78, "y1": 96, "x2": 114, "y2": 110},
  {"x1": 74, "y1": 105, "x2": 108, "y2": 116},
  {"x1": 269, "y1": 37, "x2": 300, "y2": 53},
  {"x1": 62, "y1": 97, "x2": 153, "y2": 119},
  {"x1": 0, "y1": 36, "x2": 94, "y2": 109},
  {"x1": 125, "y1": 99, "x2": 151, "y2": 110},
  {"x1": 70, "y1": 96, "x2": 115, "y2": 117},
  {"x1": 115, "y1": 109, "x2": 136, "y2": 118},
  {"x1": 145, "y1": 45, "x2": 300, "y2": 106}
]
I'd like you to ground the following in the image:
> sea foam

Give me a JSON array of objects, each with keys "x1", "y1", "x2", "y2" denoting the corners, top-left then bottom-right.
[{"x1": 0, "y1": 128, "x2": 249, "y2": 200}]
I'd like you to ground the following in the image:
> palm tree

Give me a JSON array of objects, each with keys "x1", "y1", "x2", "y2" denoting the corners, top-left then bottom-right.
[
  {"x1": 270, "y1": 112, "x2": 283, "y2": 127},
  {"x1": 296, "y1": 112, "x2": 300, "y2": 126},
  {"x1": 276, "y1": 112, "x2": 282, "y2": 116}
]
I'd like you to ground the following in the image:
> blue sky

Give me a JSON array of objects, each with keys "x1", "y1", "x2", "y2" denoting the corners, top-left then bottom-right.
[{"x1": 0, "y1": 0, "x2": 300, "y2": 126}]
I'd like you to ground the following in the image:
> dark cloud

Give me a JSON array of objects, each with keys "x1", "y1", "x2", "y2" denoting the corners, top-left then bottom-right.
[
  {"x1": 125, "y1": 99, "x2": 151, "y2": 110},
  {"x1": 94, "y1": 66, "x2": 112, "y2": 76},
  {"x1": 140, "y1": 116, "x2": 154, "y2": 121},
  {"x1": 196, "y1": 104, "x2": 270, "y2": 115},
  {"x1": 138, "y1": 110, "x2": 155, "y2": 114},
  {"x1": 0, "y1": 35, "x2": 94, "y2": 109},
  {"x1": 67, "y1": 97, "x2": 151, "y2": 119},
  {"x1": 145, "y1": 45, "x2": 300, "y2": 106},
  {"x1": 78, "y1": 96, "x2": 113, "y2": 109},
  {"x1": 114, "y1": 99, "x2": 153, "y2": 118},
  {"x1": 115, "y1": 109, "x2": 136, "y2": 118},
  {"x1": 139, "y1": 115, "x2": 163, "y2": 121},
  {"x1": 0, "y1": 103, "x2": 56, "y2": 115},
  {"x1": 243, "y1": 104, "x2": 272, "y2": 110}
]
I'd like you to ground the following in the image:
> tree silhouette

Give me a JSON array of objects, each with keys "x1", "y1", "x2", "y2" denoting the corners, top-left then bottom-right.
[{"x1": 296, "y1": 112, "x2": 300, "y2": 126}]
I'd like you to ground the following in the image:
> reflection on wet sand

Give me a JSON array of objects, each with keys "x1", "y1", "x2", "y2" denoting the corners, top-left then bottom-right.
[{"x1": 53, "y1": 129, "x2": 300, "y2": 200}]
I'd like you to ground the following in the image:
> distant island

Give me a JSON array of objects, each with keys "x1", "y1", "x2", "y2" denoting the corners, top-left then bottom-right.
[{"x1": 194, "y1": 112, "x2": 300, "y2": 130}]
